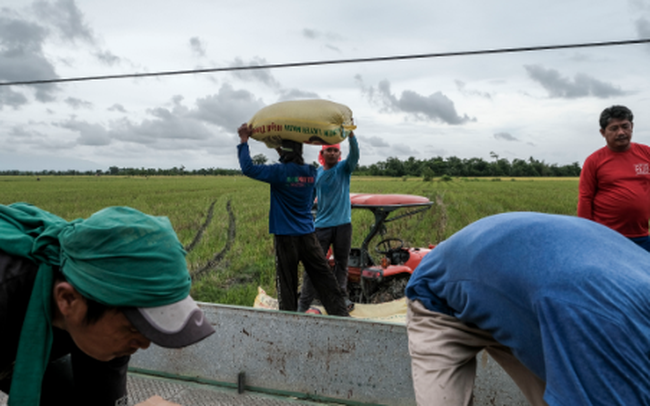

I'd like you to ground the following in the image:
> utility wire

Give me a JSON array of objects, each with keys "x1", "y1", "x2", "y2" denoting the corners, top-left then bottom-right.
[{"x1": 1, "y1": 38, "x2": 649, "y2": 87}]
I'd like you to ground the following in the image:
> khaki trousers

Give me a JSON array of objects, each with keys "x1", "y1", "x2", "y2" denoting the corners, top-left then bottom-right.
[{"x1": 406, "y1": 299, "x2": 547, "y2": 406}]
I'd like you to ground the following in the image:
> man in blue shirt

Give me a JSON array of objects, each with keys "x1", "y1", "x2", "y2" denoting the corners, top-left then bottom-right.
[
  {"x1": 237, "y1": 123, "x2": 348, "y2": 317},
  {"x1": 406, "y1": 212, "x2": 650, "y2": 405},
  {"x1": 298, "y1": 135, "x2": 359, "y2": 312}
]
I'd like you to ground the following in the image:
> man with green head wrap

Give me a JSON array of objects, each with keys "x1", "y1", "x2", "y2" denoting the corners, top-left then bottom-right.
[{"x1": 0, "y1": 203, "x2": 215, "y2": 406}]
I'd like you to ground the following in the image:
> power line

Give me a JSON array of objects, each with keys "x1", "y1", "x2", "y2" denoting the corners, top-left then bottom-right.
[{"x1": 1, "y1": 38, "x2": 649, "y2": 87}]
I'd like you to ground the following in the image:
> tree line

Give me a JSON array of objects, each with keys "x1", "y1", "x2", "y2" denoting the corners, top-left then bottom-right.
[
  {"x1": 0, "y1": 166, "x2": 241, "y2": 177},
  {"x1": 0, "y1": 154, "x2": 581, "y2": 178},
  {"x1": 354, "y1": 154, "x2": 581, "y2": 178}
]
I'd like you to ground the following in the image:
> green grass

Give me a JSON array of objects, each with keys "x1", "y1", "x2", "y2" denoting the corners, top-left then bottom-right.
[{"x1": 0, "y1": 175, "x2": 579, "y2": 305}]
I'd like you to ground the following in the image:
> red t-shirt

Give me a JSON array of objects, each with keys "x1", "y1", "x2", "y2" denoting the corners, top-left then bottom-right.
[{"x1": 578, "y1": 143, "x2": 650, "y2": 237}]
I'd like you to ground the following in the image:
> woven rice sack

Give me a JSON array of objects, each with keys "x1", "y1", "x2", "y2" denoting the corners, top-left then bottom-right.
[{"x1": 248, "y1": 99, "x2": 356, "y2": 148}]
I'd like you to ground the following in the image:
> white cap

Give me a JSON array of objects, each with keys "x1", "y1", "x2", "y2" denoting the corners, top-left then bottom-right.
[{"x1": 123, "y1": 296, "x2": 214, "y2": 348}]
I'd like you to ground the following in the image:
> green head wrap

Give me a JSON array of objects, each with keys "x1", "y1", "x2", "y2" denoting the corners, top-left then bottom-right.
[{"x1": 0, "y1": 203, "x2": 190, "y2": 406}]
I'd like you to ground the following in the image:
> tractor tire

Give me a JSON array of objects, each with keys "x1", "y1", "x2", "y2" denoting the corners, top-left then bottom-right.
[
  {"x1": 347, "y1": 282, "x2": 363, "y2": 303},
  {"x1": 368, "y1": 274, "x2": 410, "y2": 304}
]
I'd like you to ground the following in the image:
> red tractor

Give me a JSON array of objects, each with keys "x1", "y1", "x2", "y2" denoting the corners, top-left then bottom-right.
[{"x1": 329, "y1": 193, "x2": 435, "y2": 303}]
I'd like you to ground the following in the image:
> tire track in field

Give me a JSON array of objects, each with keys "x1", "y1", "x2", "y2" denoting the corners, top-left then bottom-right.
[
  {"x1": 185, "y1": 200, "x2": 217, "y2": 253},
  {"x1": 190, "y1": 199, "x2": 237, "y2": 281}
]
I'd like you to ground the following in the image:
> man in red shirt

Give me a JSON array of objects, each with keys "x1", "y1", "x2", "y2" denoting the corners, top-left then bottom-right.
[{"x1": 578, "y1": 105, "x2": 650, "y2": 251}]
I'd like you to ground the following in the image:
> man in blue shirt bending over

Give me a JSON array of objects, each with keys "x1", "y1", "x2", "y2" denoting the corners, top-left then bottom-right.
[
  {"x1": 237, "y1": 123, "x2": 348, "y2": 317},
  {"x1": 298, "y1": 134, "x2": 359, "y2": 313},
  {"x1": 406, "y1": 212, "x2": 650, "y2": 405}
]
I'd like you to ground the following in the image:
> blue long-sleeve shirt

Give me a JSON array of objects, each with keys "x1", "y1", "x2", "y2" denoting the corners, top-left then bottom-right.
[
  {"x1": 237, "y1": 143, "x2": 316, "y2": 236},
  {"x1": 406, "y1": 212, "x2": 650, "y2": 405},
  {"x1": 314, "y1": 136, "x2": 359, "y2": 228}
]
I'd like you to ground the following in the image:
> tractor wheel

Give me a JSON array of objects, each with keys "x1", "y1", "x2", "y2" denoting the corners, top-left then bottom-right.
[
  {"x1": 368, "y1": 274, "x2": 410, "y2": 304},
  {"x1": 347, "y1": 282, "x2": 363, "y2": 303}
]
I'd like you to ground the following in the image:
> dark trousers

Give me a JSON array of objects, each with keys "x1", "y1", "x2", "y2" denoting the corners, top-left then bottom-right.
[
  {"x1": 0, "y1": 349, "x2": 128, "y2": 406},
  {"x1": 274, "y1": 233, "x2": 349, "y2": 316},
  {"x1": 629, "y1": 235, "x2": 650, "y2": 252},
  {"x1": 298, "y1": 223, "x2": 352, "y2": 311}
]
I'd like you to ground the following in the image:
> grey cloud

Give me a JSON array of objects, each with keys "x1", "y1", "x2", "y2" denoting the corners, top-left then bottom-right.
[
  {"x1": 192, "y1": 83, "x2": 266, "y2": 129},
  {"x1": 8, "y1": 124, "x2": 73, "y2": 150},
  {"x1": 108, "y1": 104, "x2": 126, "y2": 113},
  {"x1": 392, "y1": 144, "x2": 414, "y2": 155},
  {"x1": 525, "y1": 65, "x2": 625, "y2": 98},
  {"x1": 302, "y1": 28, "x2": 343, "y2": 53},
  {"x1": 95, "y1": 50, "x2": 120, "y2": 66},
  {"x1": 33, "y1": 0, "x2": 94, "y2": 44},
  {"x1": 10, "y1": 125, "x2": 42, "y2": 139},
  {"x1": 361, "y1": 79, "x2": 475, "y2": 125},
  {"x1": 0, "y1": 17, "x2": 52, "y2": 75},
  {"x1": 189, "y1": 37, "x2": 206, "y2": 57},
  {"x1": 636, "y1": 18, "x2": 650, "y2": 43},
  {"x1": 455, "y1": 80, "x2": 492, "y2": 99},
  {"x1": 35, "y1": 1, "x2": 123, "y2": 67},
  {"x1": 9, "y1": 55, "x2": 57, "y2": 102},
  {"x1": 230, "y1": 57, "x2": 280, "y2": 88},
  {"x1": 0, "y1": 15, "x2": 47, "y2": 48},
  {"x1": 494, "y1": 132, "x2": 518, "y2": 141},
  {"x1": 325, "y1": 44, "x2": 341, "y2": 53},
  {"x1": 106, "y1": 106, "x2": 216, "y2": 149},
  {"x1": 355, "y1": 74, "x2": 374, "y2": 99},
  {"x1": 65, "y1": 97, "x2": 93, "y2": 109},
  {"x1": 0, "y1": 88, "x2": 29, "y2": 109},
  {"x1": 301, "y1": 28, "x2": 343, "y2": 41},
  {"x1": 302, "y1": 28, "x2": 318, "y2": 39},
  {"x1": 110, "y1": 114, "x2": 216, "y2": 150},
  {"x1": 426, "y1": 147, "x2": 447, "y2": 156},
  {"x1": 0, "y1": 15, "x2": 58, "y2": 104},
  {"x1": 402, "y1": 90, "x2": 475, "y2": 124},
  {"x1": 366, "y1": 136, "x2": 389, "y2": 147},
  {"x1": 630, "y1": 0, "x2": 650, "y2": 11},
  {"x1": 12, "y1": 84, "x2": 262, "y2": 153},
  {"x1": 56, "y1": 118, "x2": 110, "y2": 145},
  {"x1": 50, "y1": 94, "x2": 229, "y2": 150},
  {"x1": 277, "y1": 89, "x2": 319, "y2": 102},
  {"x1": 39, "y1": 0, "x2": 125, "y2": 70},
  {"x1": 1, "y1": 1, "x2": 120, "y2": 109}
]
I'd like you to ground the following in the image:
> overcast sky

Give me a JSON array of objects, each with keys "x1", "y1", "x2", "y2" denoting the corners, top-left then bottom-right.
[{"x1": 1, "y1": 0, "x2": 650, "y2": 171}]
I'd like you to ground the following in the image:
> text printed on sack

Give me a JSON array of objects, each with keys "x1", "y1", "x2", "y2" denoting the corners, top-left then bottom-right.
[{"x1": 252, "y1": 123, "x2": 338, "y2": 138}]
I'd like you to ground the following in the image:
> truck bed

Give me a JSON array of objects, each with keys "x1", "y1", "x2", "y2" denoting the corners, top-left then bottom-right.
[{"x1": 1, "y1": 303, "x2": 528, "y2": 405}]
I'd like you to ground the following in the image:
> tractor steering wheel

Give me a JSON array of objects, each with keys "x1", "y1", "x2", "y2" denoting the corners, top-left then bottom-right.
[{"x1": 374, "y1": 238, "x2": 405, "y2": 255}]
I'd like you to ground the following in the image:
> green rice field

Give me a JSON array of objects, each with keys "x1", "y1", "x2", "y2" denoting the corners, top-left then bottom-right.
[{"x1": 0, "y1": 175, "x2": 580, "y2": 306}]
